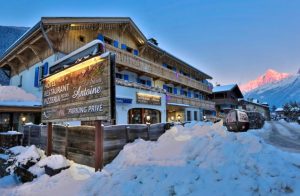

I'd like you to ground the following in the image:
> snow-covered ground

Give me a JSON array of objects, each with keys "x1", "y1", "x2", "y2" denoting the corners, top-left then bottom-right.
[{"x1": 1, "y1": 121, "x2": 300, "y2": 196}]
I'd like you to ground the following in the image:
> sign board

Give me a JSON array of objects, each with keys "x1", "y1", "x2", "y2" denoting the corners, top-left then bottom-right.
[
  {"x1": 42, "y1": 55, "x2": 115, "y2": 123},
  {"x1": 136, "y1": 93, "x2": 161, "y2": 105}
]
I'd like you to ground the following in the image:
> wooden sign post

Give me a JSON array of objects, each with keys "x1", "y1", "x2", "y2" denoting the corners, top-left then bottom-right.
[
  {"x1": 42, "y1": 53, "x2": 116, "y2": 171},
  {"x1": 95, "y1": 120, "x2": 103, "y2": 171}
]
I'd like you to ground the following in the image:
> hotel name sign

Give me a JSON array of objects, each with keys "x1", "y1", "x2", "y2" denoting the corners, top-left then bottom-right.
[
  {"x1": 136, "y1": 93, "x2": 161, "y2": 106},
  {"x1": 42, "y1": 56, "x2": 114, "y2": 123}
]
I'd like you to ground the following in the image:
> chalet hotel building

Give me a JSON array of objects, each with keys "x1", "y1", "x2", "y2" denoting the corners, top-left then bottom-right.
[{"x1": 0, "y1": 17, "x2": 215, "y2": 125}]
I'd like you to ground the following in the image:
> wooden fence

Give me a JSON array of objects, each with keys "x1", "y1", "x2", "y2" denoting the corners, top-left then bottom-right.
[{"x1": 22, "y1": 123, "x2": 168, "y2": 167}]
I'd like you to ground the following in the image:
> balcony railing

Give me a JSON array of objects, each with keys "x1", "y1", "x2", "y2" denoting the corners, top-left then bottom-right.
[
  {"x1": 106, "y1": 45, "x2": 212, "y2": 94},
  {"x1": 167, "y1": 94, "x2": 215, "y2": 111}
]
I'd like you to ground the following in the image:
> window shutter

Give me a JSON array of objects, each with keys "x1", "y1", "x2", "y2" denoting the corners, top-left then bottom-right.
[
  {"x1": 133, "y1": 49, "x2": 139, "y2": 56},
  {"x1": 34, "y1": 66, "x2": 39, "y2": 87},
  {"x1": 113, "y1": 40, "x2": 119, "y2": 48},
  {"x1": 121, "y1": 44, "x2": 127, "y2": 50},
  {"x1": 43, "y1": 62, "x2": 49, "y2": 76},
  {"x1": 173, "y1": 88, "x2": 177, "y2": 94},
  {"x1": 163, "y1": 84, "x2": 168, "y2": 90},
  {"x1": 146, "y1": 80, "x2": 151, "y2": 86},
  {"x1": 137, "y1": 78, "x2": 140, "y2": 83},
  {"x1": 188, "y1": 91, "x2": 191, "y2": 98},
  {"x1": 124, "y1": 74, "x2": 129, "y2": 81},
  {"x1": 97, "y1": 34, "x2": 104, "y2": 41},
  {"x1": 180, "y1": 89, "x2": 184, "y2": 95}
]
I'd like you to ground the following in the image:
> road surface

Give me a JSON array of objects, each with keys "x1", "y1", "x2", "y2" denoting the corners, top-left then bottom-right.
[{"x1": 262, "y1": 121, "x2": 300, "y2": 152}]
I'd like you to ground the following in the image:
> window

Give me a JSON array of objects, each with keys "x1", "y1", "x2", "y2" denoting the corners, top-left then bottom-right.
[
  {"x1": 126, "y1": 46, "x2": 133, "y2": 53},
  {"x1": 137, "y1": 78, "x2": 146, "y2": 85},
  {"x1": 104, "y1": 37, "x2": 113, "y2": 45},
  {"x1": 166, "y1": 86, "x2": 173, "y2": 93},
  {"x1": 116, "y1": 73, "x2": 122, "y2": 79},
  {"x1": 78, "y1": 35, "x2": 86, "y2": 43},
  {"x1": 187, "y1": 111, "x2": 191, "y2": 121},
  {"x1": 194, "y1": 111, "x2": 198, "y2": 121},
  {"x1": 128, "y1": 108, "x2": 161, "y2": 124}
]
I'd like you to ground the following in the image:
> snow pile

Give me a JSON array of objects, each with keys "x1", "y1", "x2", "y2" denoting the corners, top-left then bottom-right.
[
  {"x1": 36, "y1": 155, "x2": 70, "y2": 170},
  {"x1": 0, "y1": 86, "x2": 41, "y2": 106},
  {"x1": 14, "y1": 145, "x2": 44, "y2": 166},
  {"x1": 82, "y1": 122, "x2": 300, "y2": 195},
  {"x1": 1, "y1": 122, "x2": 300, "y2": 195},
  {"x1": 9, "y1": 146, "x2": 28, "y2": 155}
]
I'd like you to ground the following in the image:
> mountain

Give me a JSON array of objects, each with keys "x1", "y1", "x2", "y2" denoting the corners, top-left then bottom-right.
[
  {"x1": 244, "y1": 72, "x2": 300, "y2": 107},
  {"x1": 0, "y1": 25, "x2": 28, "y2": 85},
  {"x1": 240, "y1": 69, "x2": 290, "y2": 92}
]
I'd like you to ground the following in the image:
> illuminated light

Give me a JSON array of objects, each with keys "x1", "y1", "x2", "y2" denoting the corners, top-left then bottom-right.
[
  {"x1": 21, "y1": 117, "x2": 26, "y2": 122},
  {"x1": 70, "y1": 24, "x2": 79, "y2": 27},
  {"x1": 45, "y1": 56, "x2": 104, "y2": 82},
  {"x1": 146, "y1": 115, "x2": 151, "y2": 121},
  {"x1": 171, "y1": 116, "x2": 174, "y2": 121},
  {"x1": 177, "y1": 115, "x2": 181, "y2": 121},
  {"x1": 136, "y1": 93, "x2": 161, "y2": 99}
]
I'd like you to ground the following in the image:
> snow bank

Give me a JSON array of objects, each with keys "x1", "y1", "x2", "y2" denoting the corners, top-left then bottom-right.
[
  {"x1": 1, "y1": 122, "x2": 300, "y2": 196},
  {"x1": 82, "y1": 121, "x2": 300, "y2": 195}
]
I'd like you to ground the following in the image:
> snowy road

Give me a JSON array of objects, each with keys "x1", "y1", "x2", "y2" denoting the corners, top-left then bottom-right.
[{"x1": 262, "y1": 121, "x2": 300, "y2": 152}]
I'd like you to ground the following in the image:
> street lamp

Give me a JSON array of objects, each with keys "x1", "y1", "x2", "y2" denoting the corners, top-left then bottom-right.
[{"x1": 21, "y1": 116, "x2": 26, "y2": 125}]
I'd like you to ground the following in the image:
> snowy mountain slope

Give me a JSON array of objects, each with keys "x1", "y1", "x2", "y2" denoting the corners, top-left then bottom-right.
[
  {"x1": 0, "y1": 26, "x2": 28, "y2": 56},
  {"x1": 0, "y1": 25, "x2": 28, "y2": 85},
  {"x1": 240, "y1": 69, "x2": 290, "y2": 92},
  {"x1": 245, "y1": 73, "x2": 300, "y2": 107}
]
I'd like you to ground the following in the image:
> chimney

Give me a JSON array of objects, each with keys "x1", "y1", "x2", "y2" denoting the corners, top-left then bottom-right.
[{"x1": 148, "y1": 38, "x2": 158, "y2": 46}]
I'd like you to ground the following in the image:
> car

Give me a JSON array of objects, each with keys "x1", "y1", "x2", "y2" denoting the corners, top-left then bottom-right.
[{"x1": 225, "y1": 109, "x2": 249, "y2": 132}]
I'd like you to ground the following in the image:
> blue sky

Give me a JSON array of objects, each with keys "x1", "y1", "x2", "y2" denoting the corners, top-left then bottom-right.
[{"x1": 1, "y1": 0, "x2": 300, "y2": 85}]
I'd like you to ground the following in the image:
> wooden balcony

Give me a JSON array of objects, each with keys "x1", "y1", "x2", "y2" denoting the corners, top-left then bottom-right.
[
  {"x1": 167, "y1": 94, "x2": 215, "y2": 111},
  {"x1": 106, "y1": 45, "x2": 212, "y2": 94},
  {"x1": 212, "y1": 98, "x2": 239, "y2": 106}
]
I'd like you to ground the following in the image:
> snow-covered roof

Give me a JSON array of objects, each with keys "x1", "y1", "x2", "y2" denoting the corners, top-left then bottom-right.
[
  {"x1": 212, "y1": 84, "x2": 237, "y2": 93},
  {"x1": 0, "y1": 86, "x2": 41, "y2": 107},
  {"x1": 275, "y1": 108, "x2": 284, "y2": 112}
]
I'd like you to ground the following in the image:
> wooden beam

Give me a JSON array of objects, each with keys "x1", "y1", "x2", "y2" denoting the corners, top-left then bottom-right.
[{"x1": 28, "y1": 45, "x2": 43, "y2": 62}]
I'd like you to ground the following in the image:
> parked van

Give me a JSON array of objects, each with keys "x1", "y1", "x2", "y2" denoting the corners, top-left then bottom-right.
[
  {"x1": 246, "y1": 111, "x2": 265, "y2": 129},
  {"x1": 225, "y1": 109, "x2": 249, "y2": 132}
]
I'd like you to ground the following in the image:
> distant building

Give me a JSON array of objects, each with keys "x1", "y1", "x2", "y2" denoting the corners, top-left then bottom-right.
[
  {"x1": 275, "y1": 107, "x2": 284, "y2": 118},
  {"x1": 209, "y1": 84, "x2": 243, "y2": 118},
  {"x1": 238, "y1": 99, "x2": 271, "y2": 120}
]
